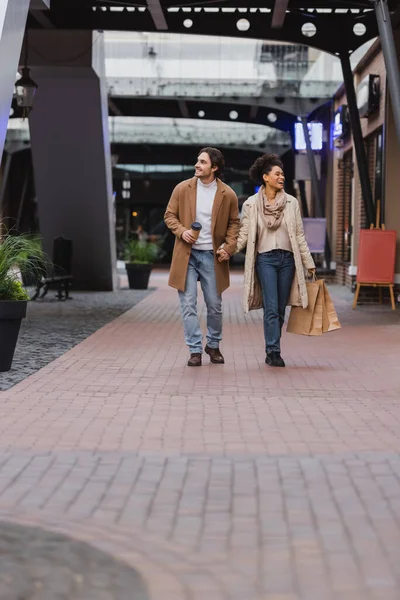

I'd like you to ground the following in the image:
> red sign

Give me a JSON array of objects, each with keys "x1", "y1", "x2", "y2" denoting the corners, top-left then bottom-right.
[{"x1": 357, "y1": 229, "x2": 396, "y2": 284}]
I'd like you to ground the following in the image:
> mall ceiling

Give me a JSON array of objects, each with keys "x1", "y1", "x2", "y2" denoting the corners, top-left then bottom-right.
[
  {"x1": 28, "y1": 1, "x2": 399, "y2": 56},
  {"x1": 111, "y1": 142, "x2": 288, "y2": 170},
  {"x1": 11, "y1": 95, "x2": 299, "y2": 133},
  {"x1": 21, "y1": 0, "x2": 397, "y2": 169},
  {"x1": 107, "y1": 99, "x2": 298, "y2": 132}
]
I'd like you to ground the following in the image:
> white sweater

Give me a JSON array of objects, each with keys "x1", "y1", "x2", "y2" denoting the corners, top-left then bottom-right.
[{"x1": 193, "y1": 178, "x2": 217, "y2": 251}]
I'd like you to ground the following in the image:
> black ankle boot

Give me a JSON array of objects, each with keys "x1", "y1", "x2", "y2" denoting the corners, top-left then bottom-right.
[{"x1": 266, "y1": 351, "x2": 285, "y2": 367}]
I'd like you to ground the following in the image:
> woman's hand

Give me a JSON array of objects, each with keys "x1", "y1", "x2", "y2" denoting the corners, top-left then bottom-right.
[
  {"x1": 217, "y1": 248, "x2": 230, "y2": 262},
  {"x1": 308, "y1": 268, "x2": 316, "y2": 276}
]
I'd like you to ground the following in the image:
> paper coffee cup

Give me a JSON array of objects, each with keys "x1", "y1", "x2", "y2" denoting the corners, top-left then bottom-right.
[{"x1": 190, "y1": 221, "x2": 202, "y2": 241}]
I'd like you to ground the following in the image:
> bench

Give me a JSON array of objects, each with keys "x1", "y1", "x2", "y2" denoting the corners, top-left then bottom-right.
[{"x1": 31, "y1": 237, "x2": 73, "y2": 301}]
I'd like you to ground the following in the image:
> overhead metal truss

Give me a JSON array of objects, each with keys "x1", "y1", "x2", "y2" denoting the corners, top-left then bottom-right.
[
  {"x1": 107, "y1": 98, "x2": 298, "y2": 132},
  {"x1": 111, "y1": 142, "x2": 283, "y2": 169},
  {"x1": 27, "y1": 1, "x2": 397, "y2": 57},
  {"x1": 23, "y1": 0, "x2": 400, "y2": 227}
]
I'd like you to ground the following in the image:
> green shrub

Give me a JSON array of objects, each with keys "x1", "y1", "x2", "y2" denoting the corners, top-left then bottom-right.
[
  {"x1": 0, "y1": 227, "x2": 48, "y2": 301},
  {"x1": 0, "y1": 278, "x2": 29, "y2": 301},
  {"x1": 124, "y1": 240, "x2": 159, "y2": 264}
]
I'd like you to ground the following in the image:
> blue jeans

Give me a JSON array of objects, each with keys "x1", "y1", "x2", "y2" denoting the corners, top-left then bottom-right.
[
  {"x1": 256, "y1": 249, "x2": 295, "y2": 354},
  {"x1": 178, "y1": 249, "x2": 222, "y2": 354}
]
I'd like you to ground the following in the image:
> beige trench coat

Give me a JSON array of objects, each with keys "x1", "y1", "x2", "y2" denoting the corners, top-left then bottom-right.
[
  {"x1": 236, "y1": 193, "x2": 315, "y2": 313},
  {"x1": 164, "y1": 177, "x2": 240, "y2": 294}
]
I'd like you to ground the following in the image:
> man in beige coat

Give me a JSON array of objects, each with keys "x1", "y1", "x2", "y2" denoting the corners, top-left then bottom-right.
[{"x1": 164, "y1": 147, "x2": 240, "y2": 366}]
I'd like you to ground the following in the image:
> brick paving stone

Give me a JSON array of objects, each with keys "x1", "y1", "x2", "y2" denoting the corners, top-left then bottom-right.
[
  {"x1": 0, "y1": 288, "x2": 152, "y2": 391},
  {"x1": 0, "y1": 270, "x2": 399, "y2": 599}
]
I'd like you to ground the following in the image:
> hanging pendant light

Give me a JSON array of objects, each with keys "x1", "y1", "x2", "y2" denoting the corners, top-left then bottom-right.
[{"x1": 14, "y1": 32, "x2": 38, "y2": 119}]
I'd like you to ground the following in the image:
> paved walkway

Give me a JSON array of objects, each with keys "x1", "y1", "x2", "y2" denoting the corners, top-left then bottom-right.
[{"x1": 0, "y1": 270, "x2": 400, "y2": 600}]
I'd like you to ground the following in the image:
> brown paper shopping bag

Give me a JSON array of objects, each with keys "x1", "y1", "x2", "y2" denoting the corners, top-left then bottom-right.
[
  {"x1": 286, "y1": 279, "x2": 324, "y2": 336},
  {"x1": 322, "y1": 282, "x2": 341, "y2": 332},
  {"x1": 287, "y1": 279, "x2": 341, "y2": 336}
]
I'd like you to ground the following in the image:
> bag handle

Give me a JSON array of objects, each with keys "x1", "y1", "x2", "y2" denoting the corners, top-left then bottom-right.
[{"x1": 306, "y1": 271, "x2": 318, "y2": 282}]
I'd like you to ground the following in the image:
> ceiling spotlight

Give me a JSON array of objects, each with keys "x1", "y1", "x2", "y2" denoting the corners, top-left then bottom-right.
[
  {"x1": 353, "y1": 23, "x2": 366, "y2": 36},
  {"x1": 301, "y1": 22, "x2": 317, "y2": 38},
  {"x1": 229, "y1": 110, "x2": 239, "y2": 120},
  {"x1": 267, "y1": 112, "x2": 277, "y2": 123},
  {"x1": 236, "y1": 18, "x2": 250, "y2": 31},
  {"x1": 183, "y1": 19, "x2": 193, "y2": 28},
  {"x1": 198, "y1": 110, "x2": 205, "y2": 118}
]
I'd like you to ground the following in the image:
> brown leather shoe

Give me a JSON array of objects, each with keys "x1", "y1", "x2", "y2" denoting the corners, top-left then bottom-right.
[
  {"x1": 187, "y1": 353, "x2": 202, "y2": 367},
  {"x1": 205, "y1": 345, "x2": 225, "y2": 364}
]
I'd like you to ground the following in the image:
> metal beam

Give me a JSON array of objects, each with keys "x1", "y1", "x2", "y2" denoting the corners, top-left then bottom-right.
[
  {"x1": 146, "y1": 0, "x2": 168, "y2": 30},
  {"x1": 46, "y1": 0, "x2": 380, "y2": 10},
  {"x1": 178, "y1": 100, "x2": 190, "y2": 119},
  {"x1": 107, "y1": 98, "x2": 298, "y2": 132},
  {"x1": 272, "y1": 0, "x2": 289, "y2": 28},
  {"x1": 375, "y1": 0, "x2": 400, "y2": 148},
  {"x1": 41, "y1": 8, "x2": 378, "y2": 57},
  {"x1": 108, "y1": 98, "x2": 123, "y2": 117},
  {"x1": 29, "y1": 10, "x2": 54, "y2": 28},
  {"x1": 340, "y1": 51, "x2": 375, "y2": 226},
  {"x1": 250, "y1": 105, "x2": 259, "y2": 120},
  {"x1": 111, "y1": 143, "x2": 283, "y2": 168},
  {"x1": 29, "y1": 0, "x2": 50, "y2": 8}
]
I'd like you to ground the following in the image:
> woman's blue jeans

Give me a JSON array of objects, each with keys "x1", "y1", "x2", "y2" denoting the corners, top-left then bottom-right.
[{"x1": 256, "y1": 249, "x2": 295, "y2": 354}]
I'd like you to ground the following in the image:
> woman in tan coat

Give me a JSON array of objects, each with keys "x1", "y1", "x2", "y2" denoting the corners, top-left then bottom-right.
[{"x1": 236, "y1": 154, "x2": 315, "y2": 367}]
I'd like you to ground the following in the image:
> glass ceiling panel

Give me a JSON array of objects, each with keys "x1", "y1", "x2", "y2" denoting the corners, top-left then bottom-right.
[
  {"x1": 109, "y1": 117, "x2": 290, "y2": 146},
  {"x1": 104, "y1": 31, "x2": 344, "y2": 100},
  {"x1": 6, "y1": 34, "x2": 375, "y2": 152},
  {"x1": 7, "y1": 116, "x2": 290, "y2": 148}
]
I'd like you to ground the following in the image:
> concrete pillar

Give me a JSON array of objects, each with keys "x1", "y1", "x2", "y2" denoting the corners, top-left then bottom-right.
[
  {"x1": 0, "y1": 0, "x2": 30, "y2": 163},
  {"x1": 27, "y1": 31, "x2": 117, "y2": 290}
]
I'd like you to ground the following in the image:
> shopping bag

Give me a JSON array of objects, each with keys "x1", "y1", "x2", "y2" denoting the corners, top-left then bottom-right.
[
  {"x1": 286, "y1": 279, "x2": 323, "y2": 336},
  {"x1": 287, "y1": 279, "x2": 341, "y2": 336},
  {"x1": 322, "y1": 282, "x2": 341, "y2": 332}
]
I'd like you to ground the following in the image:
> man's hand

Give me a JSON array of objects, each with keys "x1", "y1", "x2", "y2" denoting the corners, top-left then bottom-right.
[
  {"x1": 217, "y1": 248, "x2": 230, "y2": 262},
  {"x1": 182, "y1": 230, "x2": 197, "y2": 244}
]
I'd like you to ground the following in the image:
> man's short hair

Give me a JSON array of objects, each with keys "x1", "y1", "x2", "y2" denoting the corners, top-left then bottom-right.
[{"x1": 199, "y1": 147, "x2": 225, "y2": 178}]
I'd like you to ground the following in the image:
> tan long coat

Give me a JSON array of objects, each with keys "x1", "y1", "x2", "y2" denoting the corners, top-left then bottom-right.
[
  {"x1": 236, "y1": 193, "x2": 315, "y2": 313},
  {"x1": 164, "y1": 177, "x2": 240, "y2": 294}
]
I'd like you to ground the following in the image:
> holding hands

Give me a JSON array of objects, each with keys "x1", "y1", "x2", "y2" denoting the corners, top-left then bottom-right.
[
  {"x1": 182, "y1": 231, "x2": 230, "y2": 262},
  {"x1": 216, "y1": 248, "x2": 230, "y2": 262}
]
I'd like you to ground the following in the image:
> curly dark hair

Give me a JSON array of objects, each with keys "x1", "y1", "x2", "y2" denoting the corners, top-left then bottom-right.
[
  {"x1": 249, "y1": 154, "x2": 284, "y2": 185},
  {"x1": 199, "y1": 147, "x2": 225, "y2": 178}
]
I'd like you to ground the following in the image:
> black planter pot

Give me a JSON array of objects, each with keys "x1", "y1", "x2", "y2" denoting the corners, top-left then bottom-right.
[
  {"x1": 125, "y1": 263, "x2": 152, "y2": 290},
  {"x1": 0, "y1": 301, "x2": 27, "y2": 372}
]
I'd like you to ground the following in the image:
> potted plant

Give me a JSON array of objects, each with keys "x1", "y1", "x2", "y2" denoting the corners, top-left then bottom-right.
[
  {"x1": 124, "y1": 239, "x2": 159, "y2": 290},
  {"x1": 0, "y1": 229, "x2": 46, "y2": 372}
]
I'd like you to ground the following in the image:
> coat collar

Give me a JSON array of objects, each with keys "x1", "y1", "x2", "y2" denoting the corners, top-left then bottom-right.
[{"x1": 188, "y1": 176, "x2": 225, "y2": 228}]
